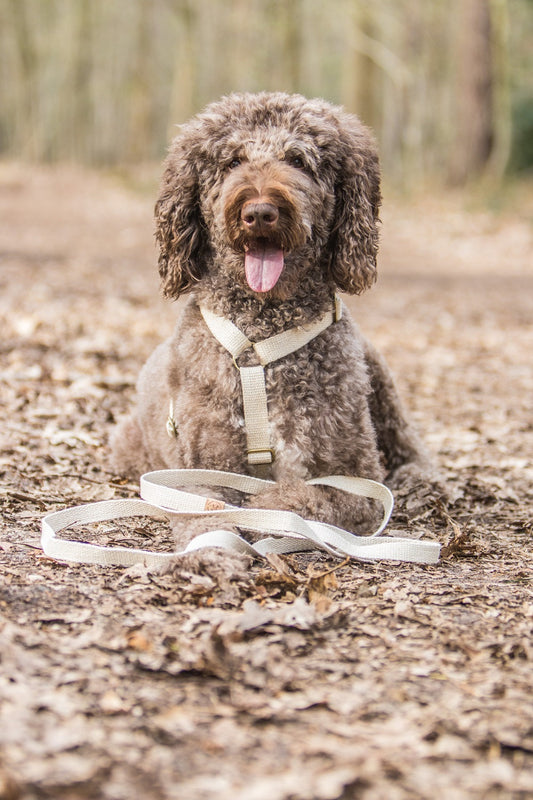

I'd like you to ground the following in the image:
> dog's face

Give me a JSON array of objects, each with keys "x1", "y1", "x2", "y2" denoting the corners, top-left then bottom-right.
[{"x1": 156, "y1": 92, "x2": 381, "y2": 301}]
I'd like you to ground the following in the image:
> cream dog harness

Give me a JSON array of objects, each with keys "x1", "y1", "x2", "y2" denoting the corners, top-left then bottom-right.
[{"x1": 194, "y1": 296, "x2": 343, "y2": 466}]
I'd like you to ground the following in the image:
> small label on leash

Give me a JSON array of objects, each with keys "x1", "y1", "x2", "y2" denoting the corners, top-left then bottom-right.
[{"x1": 204, "y1": 498, "x2": 225, "y2": 511}]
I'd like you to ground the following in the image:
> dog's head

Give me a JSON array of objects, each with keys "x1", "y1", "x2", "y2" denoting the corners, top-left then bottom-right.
[{"x1": 156, "y1": 92, "x2": 381, "y2": 300}]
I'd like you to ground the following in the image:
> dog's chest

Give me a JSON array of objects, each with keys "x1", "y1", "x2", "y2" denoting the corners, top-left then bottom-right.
[{"x1": 265, "y1": 360, "x2": 356, "y2": 476}]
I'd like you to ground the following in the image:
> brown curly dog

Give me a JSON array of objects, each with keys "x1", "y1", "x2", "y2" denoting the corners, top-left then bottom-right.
[{"x1": 112, "y1": 92, "x2": 433, "y2": 550}]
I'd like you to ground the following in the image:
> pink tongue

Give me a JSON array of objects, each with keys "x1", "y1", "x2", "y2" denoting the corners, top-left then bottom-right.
[{"x1": 245, "y1": 246, "x2": 284, "y2": 293}]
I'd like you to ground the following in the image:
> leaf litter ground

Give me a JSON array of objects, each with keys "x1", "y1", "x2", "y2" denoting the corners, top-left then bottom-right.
[{"x1": 0, "y1": 164, "x2": 532, "y2": 800}]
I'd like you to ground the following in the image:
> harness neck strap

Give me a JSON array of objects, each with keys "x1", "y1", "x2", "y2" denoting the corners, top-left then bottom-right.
[{"x1": 199, "y1": 297, "x2": 342, "y2": 467}]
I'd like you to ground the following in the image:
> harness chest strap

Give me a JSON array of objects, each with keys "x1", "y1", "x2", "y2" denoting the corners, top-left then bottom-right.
[{"x1": 189, "y1": 297, "x2": 343, "y2": 466}]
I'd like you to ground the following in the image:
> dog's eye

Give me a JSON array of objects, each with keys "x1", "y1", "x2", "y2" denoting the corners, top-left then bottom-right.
[
  {"x1": 288, "y1": 155, "x2": 306, "y2": 170},
  {"x1": 228, "y1": 157, "x2": 242, "y2": 169}
]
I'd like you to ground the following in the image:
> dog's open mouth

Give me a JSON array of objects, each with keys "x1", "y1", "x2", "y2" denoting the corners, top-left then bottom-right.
[{"x1": 244, "y1": 240, "x2": 284, "y2": 293}]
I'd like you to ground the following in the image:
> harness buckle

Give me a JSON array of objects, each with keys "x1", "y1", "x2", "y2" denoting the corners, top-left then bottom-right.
[{"x1": 247, "y1": 447, "x2": 275, "y2": 465}]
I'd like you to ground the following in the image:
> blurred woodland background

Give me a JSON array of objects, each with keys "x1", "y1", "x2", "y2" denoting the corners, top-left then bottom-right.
[{"x1": 1, "y1": 0, "x2": 532, "y2": 191}]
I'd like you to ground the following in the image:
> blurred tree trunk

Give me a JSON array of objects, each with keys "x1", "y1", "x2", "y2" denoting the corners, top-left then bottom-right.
[
  {"x1": 285, "y1": 0, "x2": 303, "y2": 92},
  {"x1": 127, "y1": 0, "x2": 154, "y2": 161},
  {"x1": 486, "y1": 0, "x2": 511, "y2": 181},
  {"x1": 167, "y1": 0, "x2": 197, "y2": 127},
  {"x1": 8, "y1": 0, "x2": 38, "y2": 158},
  {"x1": 72, "y1": 0, "x2": 93, "y2": 161},
  {"x1": 448, "y1": 0, "x2": 494, "y2": 184},
  {"x1": 349, "y1": 4, "x2": 381, "y2": 132}
]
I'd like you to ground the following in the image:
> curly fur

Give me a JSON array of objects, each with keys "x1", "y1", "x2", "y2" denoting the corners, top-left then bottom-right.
[{"x1": 112, "y1": 92, "x2": 433, "y2": 550}]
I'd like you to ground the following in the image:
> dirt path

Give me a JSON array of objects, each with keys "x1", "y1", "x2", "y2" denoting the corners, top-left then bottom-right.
[{"x1": 1, "y1": 164, "x2": 532, "y2": 800}]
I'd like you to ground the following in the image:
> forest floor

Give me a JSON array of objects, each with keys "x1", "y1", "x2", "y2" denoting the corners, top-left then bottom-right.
[{"x1": 0, "y1": 163, "x2": 532, "y2": 800}]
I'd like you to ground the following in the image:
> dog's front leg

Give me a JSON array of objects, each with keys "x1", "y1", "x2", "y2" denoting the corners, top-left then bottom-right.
[{"x1": 150, "y1": 515, "x2": 255, "y2": 583}]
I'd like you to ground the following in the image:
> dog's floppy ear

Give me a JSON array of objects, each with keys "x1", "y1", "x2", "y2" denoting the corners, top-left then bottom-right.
[
  {"x1": 155, "y1": 129, "x2": 207, "y2": 299},
  {"x1": 327, "y1": 114, "x2": 381, "y2": 295}
]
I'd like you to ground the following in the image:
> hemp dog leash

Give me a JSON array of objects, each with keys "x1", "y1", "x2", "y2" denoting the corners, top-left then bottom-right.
[{"x1": 41, "y1": 469, "x2": 441, "y2": 567}]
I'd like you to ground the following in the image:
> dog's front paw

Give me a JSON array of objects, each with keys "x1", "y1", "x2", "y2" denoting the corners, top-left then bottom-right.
[
  {"x1": 158, "y1": 547, "x2": 255, "y2": 606},
  {"x1": 246, "y1": 479, "x2": 380, "y2": 535},
  {"x1": 246, "y1": 479, "x2": 320, "y2": 517},
  {"x1": 162, "y1": 546, "x2": 253, "y2": 575}
]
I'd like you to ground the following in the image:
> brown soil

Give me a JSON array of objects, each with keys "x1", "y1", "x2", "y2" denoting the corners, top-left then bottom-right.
[{"x1": 0, "y1": 163, "x2": 532, "y2": 800}]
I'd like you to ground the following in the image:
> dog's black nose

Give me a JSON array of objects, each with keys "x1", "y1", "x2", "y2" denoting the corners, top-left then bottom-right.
[{"x1": 241, "y1": 201, "x2": 279, "y2": 232}]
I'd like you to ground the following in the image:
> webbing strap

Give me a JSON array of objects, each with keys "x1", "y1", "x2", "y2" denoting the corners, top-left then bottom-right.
[
  {"x1": 200, "y1": 303, "x2": 340, "y2": 366},
  {"x1": 239, "y1": 366, "x2": 273, "y2": 465},
  {"x1": 199, "y1": 307, "x2": 252, "y2": 360},
  {"x1": 41, "y1": 468, "x2": 441, "y2": 567}
]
